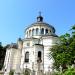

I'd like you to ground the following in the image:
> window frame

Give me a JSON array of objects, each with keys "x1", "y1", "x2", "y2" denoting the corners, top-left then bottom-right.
[{"x1": 25, "y1": 52, "x2": 29, "y2": 63}]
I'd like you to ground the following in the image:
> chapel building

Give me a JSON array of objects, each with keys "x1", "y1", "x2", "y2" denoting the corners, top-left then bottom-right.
[{"x1": 4, "y1": 14, "x2": 58, "y2": 75}]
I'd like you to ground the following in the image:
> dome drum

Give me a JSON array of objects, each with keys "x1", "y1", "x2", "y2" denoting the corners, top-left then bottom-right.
[{"x1": 25, "y1": 23, "x2": 56, "y2": 38}]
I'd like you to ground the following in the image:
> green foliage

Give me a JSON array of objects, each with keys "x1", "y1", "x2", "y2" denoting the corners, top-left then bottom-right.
[
  {"x1": 9, "y1": 70, "x2": 14, "y2": 75},
  {"x1": 49, "y1": 25, "x2": 75, "y2": 70},
  {"x1": 53, "y1": 66, "x2": 75, "y2": 75},
  {"x1": 23, "y1": 69, "x2": 30, "y2": 75},
  {"x1": 71, "y1": 25, "x2": 75, "y2": 37},
  {"x1": 0, "y1": 43, "x2": 6, "y2": 70}
]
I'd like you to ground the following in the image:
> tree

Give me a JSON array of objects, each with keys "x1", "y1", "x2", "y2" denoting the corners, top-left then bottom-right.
[
  {"x1": 53, "y1": 66, "x2": 75, "y2": 75},
  {"x1": 49, "y1": 25, "x2": 75, "y2": 70},
  {"x1": 0, "y1": 43, "x2": 6, "y2": 70}
]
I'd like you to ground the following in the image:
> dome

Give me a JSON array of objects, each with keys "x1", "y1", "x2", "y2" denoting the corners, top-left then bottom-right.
[
  {"x1": 25, "y1": 14, "x2": 57, "y2": 38},
  {"x1": 26, "y1": 22, "x2": 55, "y2": 33}
]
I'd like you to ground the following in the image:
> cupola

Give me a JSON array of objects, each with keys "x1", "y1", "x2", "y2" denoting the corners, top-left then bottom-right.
[
  {"x1": 37, "y1": 12, "x2": 43, "y2": 22},
  {"x1": 25, "y1": 13, "x2": 57, "y2": 38}
]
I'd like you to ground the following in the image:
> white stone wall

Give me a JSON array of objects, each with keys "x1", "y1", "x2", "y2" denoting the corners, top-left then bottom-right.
[
  {"x1": 4, "y1": 49, "x2": 10, "y2": 72},
  {"x1": 42, "y1": 37, "x2": 58, "y2": 72},
  {"x1": 20, "y1": 36, "x2": 58, "y2": 73},
  {"x1": 20, "y1": 47, "x2": 34, "y2": 70},
  {"x1": 33, "y1": 44, "x2": 44, "y2": 71},
  {"x1": 44, "y1": 46, "x2": 53, "y2": 72},
  {"x1": 4, "y1": 36, "x2": 58, "y2": 75},
  {"x1": 4, "y1": 48, "x2": 22, "y2": 73}
]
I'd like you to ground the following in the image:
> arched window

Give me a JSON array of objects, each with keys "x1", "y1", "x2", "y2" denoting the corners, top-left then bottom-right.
[
  {"x1": 50, "y1": 30, "x2": 51, "y2": 32},
  {"x1": 29, "y1": 30, "x2": 31, "y2": 36},
  {"x1": 45, "y1": 29, "x2": 48, "y2": 34},
  {"x1": 25, "y1": 52, "x2": 29, "y2": 62},
  {"x1": 38, "y1": 51, "x2": 41, "y2": 60},
  {"x1": 41, "y1": 28, "x2": 44, "y2": 34},
  {"x1": 27, "y1": 31, "x2": 28, "y2": 38},
  {"x1": 32, "y1": 29, "x2": 34, "y2": 36},
  {"x1": 49, "y1": 30, "x2": 52, "y2": 34},
  {"x1": 36, "y1": 28, "x2": 39, "y2": 35}
]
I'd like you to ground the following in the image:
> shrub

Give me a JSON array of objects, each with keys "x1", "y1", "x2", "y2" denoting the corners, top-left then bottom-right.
[{"x1": 9, "y1": 70, "x2": 14, "y2": 75}]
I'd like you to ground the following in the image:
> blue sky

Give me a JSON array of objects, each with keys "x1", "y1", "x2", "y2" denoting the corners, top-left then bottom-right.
[{"x1": 0, "y1": 0, "x2": 75, "y2": 45}]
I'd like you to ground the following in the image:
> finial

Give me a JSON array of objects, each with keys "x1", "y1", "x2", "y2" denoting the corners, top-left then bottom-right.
[{"x1": 37, "y1": 11, "x2": 43, "y2": 22}]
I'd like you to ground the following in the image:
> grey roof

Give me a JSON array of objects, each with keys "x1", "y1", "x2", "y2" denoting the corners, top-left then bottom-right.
[
  {"x1": 6, "y1": 43, "x2": 18, "y2": 49},
  {"x1": 25, "y1": 21, "x2": 56, "y2": 33}
]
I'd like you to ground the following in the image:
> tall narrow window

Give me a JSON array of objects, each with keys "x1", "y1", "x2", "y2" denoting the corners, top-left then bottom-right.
[
  {"x1": 29, "y1": 30, "x2": 31, "y2": 37},
  {"x1": 36, "y1": 28, "x2": 39, "y2": 35},
  {"x1": 32, "y1": 29, "x2": 34, "y2": 36},
  {"x1": 27, "y1": 31, "x2": 28, "y2": 38},
  {"x1": 45, "y1": 29, "x2": 48, "y2": 34},
  {"x1": 38, "y1": 51, "x2": 41, "y2": 60},
  {"x1": 50, "y1": 30, "x2": 51, "y2": 33},
  {"x1": 41, "y1": 28, "x2": 44, "y2": 34},
  {"x1": 25, "y1": 52, "x2": 29, "y2": 62}
]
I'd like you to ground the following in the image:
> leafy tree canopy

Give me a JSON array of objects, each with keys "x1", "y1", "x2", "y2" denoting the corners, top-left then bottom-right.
[
  {"x1": 0, "y1": 42, "x2": 6, "y2": 70},
  {"x1": 49, "y1": 25, "x2": 75, "y2": 70}
]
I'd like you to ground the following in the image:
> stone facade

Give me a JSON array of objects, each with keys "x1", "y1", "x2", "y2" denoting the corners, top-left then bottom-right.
[{"x1": 3, "y1": 14, "x2": 59, "y2": 75}]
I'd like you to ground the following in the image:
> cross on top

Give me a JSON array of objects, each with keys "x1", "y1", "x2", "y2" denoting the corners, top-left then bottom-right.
[{"x1": 37, "y1": 11, "x2": 43, "y2": 22}]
